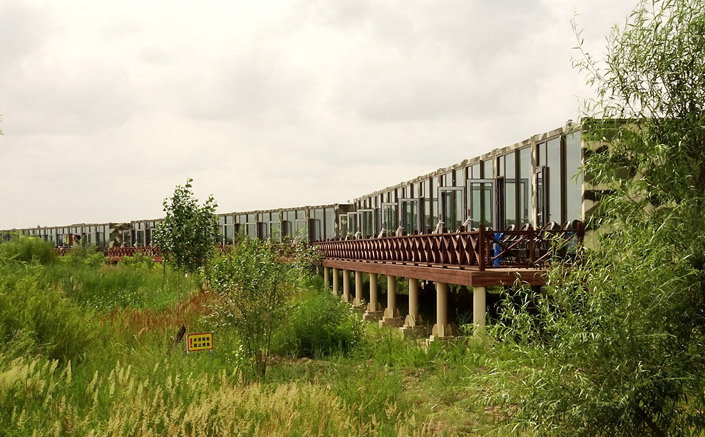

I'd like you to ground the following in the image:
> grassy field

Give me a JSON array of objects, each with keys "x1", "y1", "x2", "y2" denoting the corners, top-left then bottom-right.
[{"x1": 0, "y1": 240, "x2": 525, "y2": 436}]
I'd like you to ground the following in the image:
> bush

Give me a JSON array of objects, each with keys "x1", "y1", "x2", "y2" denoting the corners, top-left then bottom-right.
[
  {"x1": 119, "y1": 252, "x2": 154, "y2": 269},
  {"x1": 208, "y1": 240, "x2": 293, "y2": 378},
  {"x1": 0, "y1": 269, "x2": 100, "y2": 362},
  {"x1": 275, "y1": 290, "x2": 364, "y2": 358},
  {"x1": 0, "y1": 236, "x2": 56, "y2": 265},
  {"x1": 62, "y1": 244, "x2": 105, "y2": 268}
]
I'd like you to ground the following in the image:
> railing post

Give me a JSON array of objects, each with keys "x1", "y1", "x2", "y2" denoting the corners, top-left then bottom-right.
[{"x1": 478, "y1": 224, "x2": 485, "y2": 271}]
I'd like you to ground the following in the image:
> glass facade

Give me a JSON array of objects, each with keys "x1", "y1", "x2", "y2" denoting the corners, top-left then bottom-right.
[{"x1": 5, "y1": 125, "x2": 589, "y2": 247}]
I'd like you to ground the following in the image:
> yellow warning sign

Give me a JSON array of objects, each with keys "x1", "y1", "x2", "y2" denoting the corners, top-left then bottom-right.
[{"x1": 187, "y1": 332, "x2": 214, "y2": 352}]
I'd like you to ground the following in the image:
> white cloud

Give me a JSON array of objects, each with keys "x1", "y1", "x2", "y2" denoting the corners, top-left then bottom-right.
[{"x1": 0, "y1": 0, "x2": 638, "y2": 229}]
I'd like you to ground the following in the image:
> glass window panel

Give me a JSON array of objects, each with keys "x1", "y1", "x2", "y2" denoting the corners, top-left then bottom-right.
[
  {"x1": 339, "y1": 215, "x2": 348, "y2": 237},
  {"x1": 536, "y1": 169, "x2": 546, "y2": 227},
  {"x1": 468, "y1": 181, "x2": 494, "y2": 228},
  {"x1": 359, "y1": 210, "x2": 375, "y2": 238},
  {"x1": 270, "y1": 222, "x2": 281, "y2": 241},
  {"x1": 224, "y1": 224, "x2": 235, "y2": 244},
  {"x1": 400, "y1": 199, "x2": 419, "y2": 233},
  {"x1": 498, "y1": 156, "x2": 505, "y2": 177},
  {"x1": 293, "y1": 220, "x2": 306, "y2": 240},
  {"x1": 325, "y1": 208, "x2": 335, "y2": 239},
  {"x1": 565, "y1": 132, "x2": 582, "y2": 220},
  {"x1": 547, "y1": 137, "x2": 562, "y2": 223},
  {"x1": 505, "y1": 152, "x2": 517, "y2": 228},
  {"x1": 347, "y1": 212, "x2": 358, "y2": 234},
  {"x1": 440, "y1": 188, "x2": 464, "y2": 232},
  {"x1": 482, "y1": 160, "x2": 493, "y2": 179},
  {"x1": 382, "y1": 203, "x2": 398, "y2": 230},
  {"x1": 455, "y1": 169, "x2": 465, "y2": 187},
  {"x1": 519, "y1": 147, "x2": 532, "y2": 225},
  {"x1": 471, "y1": 163, "x2": 480, "y2": 179}
]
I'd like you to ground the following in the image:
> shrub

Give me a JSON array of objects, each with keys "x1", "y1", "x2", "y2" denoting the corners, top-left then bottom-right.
[
  {"x1": 275, "y1": 290, "x2": 364, "y2": 358},
  {"x1": 62, "y1": 244, "x2": 105, "y2": 268},
  {"x1": 208, "y1": 240, "x2": 293, "y2": 378},
  {"x1": 0, "y1": 236, "x2": 56, "y2": 265},
  {"x1": 0, "y1": 269, "x2": 99, "y2": 362}
]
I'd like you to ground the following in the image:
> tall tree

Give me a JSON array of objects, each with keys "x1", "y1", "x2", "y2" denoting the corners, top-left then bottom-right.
[
  {"x1": 154, "y1": 179, "x2": 219, "y2": 277},
  {"x1": 493, "y1": 1, "x2": 705, "y2": 435}
]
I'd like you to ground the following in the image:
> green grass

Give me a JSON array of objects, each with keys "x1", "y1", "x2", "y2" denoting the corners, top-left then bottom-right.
[{"x1": 0, "y1": 256, "x2": 526, "y2": 436}]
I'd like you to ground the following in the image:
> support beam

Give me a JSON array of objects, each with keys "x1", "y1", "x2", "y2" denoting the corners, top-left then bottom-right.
[
  {"x1": 431, "y1": 282, "x2": 453, "y2": 340},
  {"x1": 332, "y1": 268, "x2": 339, "y2": 296},
  {"x1": 353, "y1": 271, "x2": 364, "y2": 307},
  {"x1": 380, "y1": 275, "x2": 401, "y2": 327},
  {"x1": 473, "y1": 286, "x2": 486, "y2": 336},
  {"x1": 342, "y1": 269, "x2": 351, "y2": 303},
  {"x1": 364, "y1": 273, "x2": 383, "y2": 321},
  {"x1": 400, "y1": 278, "x2": 425, "y2": 337},
  {"x1": 323, "y1": 266, "x2": 329, "y2": 290}
]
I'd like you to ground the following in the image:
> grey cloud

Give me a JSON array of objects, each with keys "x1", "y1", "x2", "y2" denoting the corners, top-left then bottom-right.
[
  {"x1": 6, "y1": 64, "x2": 136, "y2": 135},
  {"x1": 138, "y1": 47, "x2": 175, "y2": 66},
  {"x1": 0, "y1": 2, "x2": 49, "y2": 65},
  {"x1": 182, "y1": 51, "x2": 314, "y2": 122}
]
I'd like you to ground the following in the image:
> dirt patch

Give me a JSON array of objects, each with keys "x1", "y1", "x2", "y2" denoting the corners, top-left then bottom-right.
[{"x1": 107, "y1": 291, "x2": 216, "y2": 335}]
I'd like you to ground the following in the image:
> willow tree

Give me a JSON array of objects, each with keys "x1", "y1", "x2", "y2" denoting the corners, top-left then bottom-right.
[{"x1": 492, "y1": 2, "x2": 705, "y2": 435}]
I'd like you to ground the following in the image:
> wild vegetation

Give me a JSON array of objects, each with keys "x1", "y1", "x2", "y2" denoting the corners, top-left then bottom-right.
[
  {"x1": 3, "y1": 1, "x2": 704, "y2": 435},
  {"x1": 0, "y1": 238, "x2": 519, "y2": 436},
  {"x1": 486, "y1": 1, "x2": 705, "y2": 435}
]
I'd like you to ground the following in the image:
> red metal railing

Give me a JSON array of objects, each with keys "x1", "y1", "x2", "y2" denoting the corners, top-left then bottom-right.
[{"x1": 312, "y1": 223, "x2": 584, "y2": 270}]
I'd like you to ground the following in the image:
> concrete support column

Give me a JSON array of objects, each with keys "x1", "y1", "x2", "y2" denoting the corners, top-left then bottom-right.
[
  {"x1": 401, "y1": 278, "x2": 425, "y2": 337},
  {"x1": 380, "y1": 275, "x2": 401, "y2": 327},
  {"x1": 332, "y1": 268, "x2": 339, "y2": 296},
  {"x1": 323, "y1": 266, "x2": 329, "y2": 290},
  {"x1": 342, "y1": 269, "x2": 351, "y2": 302},
  {"x1": 473, "y1": 286, "x2": 487, "y2": 336},
  {"x1": 364, "y1": 273, "x2": 383, "y2": 321},
  {"x1": 353, "y1": 271, "x2": 363, "y2": 307},
  {"x1": 431, "y1": 282, "x2": 453, "y2": 340}
]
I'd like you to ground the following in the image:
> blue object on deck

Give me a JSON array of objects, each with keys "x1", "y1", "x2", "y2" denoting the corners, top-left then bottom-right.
[{"x1": 493, "y1": 232, "x2": 503, "y2": 266}]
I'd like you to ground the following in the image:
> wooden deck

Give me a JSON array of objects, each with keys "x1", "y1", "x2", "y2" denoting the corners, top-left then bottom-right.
[{"x1": 323, "y1": 258, "x2": 547, "y2": 287}]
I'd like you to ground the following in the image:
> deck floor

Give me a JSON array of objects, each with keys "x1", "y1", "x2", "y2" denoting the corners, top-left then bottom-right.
[{"x1": 323, "y1": 258, "x2": 546, "y2": 287}]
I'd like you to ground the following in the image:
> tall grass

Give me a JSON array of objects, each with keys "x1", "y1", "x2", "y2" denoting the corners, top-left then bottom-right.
[
  {"x1": 0, "y1": 354, "x2": 433, "y2": 436},
  {"x1": 0, "y1": 268, "x2": 100, "y2": 363},
  {"x1": 0, "y1": 236, "x2": 56, "y2": 265}
]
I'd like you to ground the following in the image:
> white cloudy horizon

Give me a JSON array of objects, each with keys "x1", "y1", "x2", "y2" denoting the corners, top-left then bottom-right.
[{"x1": 0, "y1": 0, "x2": 637, "y2": 229}]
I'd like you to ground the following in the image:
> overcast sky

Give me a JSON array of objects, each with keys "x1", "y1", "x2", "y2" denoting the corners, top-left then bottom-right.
[{"x1": 0, "y1": 0, "x2": 637, "y2": 229}]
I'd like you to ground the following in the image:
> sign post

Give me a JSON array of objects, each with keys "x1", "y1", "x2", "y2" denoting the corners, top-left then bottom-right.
[{"x1": 186, "y1": 332, "x2": 214, "y2": 369}]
